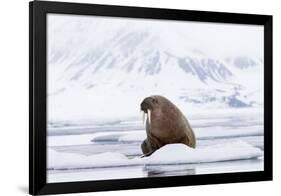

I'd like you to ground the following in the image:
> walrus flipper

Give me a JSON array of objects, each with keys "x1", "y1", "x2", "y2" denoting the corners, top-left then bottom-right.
[
  {"x1": 140, "y1": 150, "x2": 155, "y2": 158},
  {"x1": 141, "y1": 139, "x2": 150, "y2": 154},
  {"x1": 141, "y1": 139, "x2": 156, "y2": 157}
]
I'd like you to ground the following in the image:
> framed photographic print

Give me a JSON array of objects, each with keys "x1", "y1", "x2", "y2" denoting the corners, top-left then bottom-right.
[{"x1": 29, "y1": 0, "x2": 272, "y2": 195}]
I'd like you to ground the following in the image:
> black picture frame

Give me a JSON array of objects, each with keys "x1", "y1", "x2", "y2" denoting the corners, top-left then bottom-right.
[{"x1": 29, "y1": 0, "x2": 273, "y2": 195}]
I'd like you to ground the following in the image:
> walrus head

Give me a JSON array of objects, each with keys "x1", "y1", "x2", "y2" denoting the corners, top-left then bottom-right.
[
  {"x1": 140, "y1": 96, "x2": 159, "y2": 112},
  {"x1": 140, "y1": 95, "x2": 166, "y2": 125}
]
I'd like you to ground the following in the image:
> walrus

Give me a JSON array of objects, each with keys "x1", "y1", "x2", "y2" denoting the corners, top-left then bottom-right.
[{"x1": 140, "y1": 95, "x2": 196, "y2": 157}]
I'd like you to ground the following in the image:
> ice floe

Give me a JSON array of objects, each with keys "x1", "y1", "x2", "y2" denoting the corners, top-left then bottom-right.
[{"x1": 48, "y1": 141, "x2": 262, "y2": 170}]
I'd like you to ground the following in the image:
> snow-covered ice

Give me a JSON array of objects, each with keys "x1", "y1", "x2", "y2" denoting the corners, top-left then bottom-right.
[
  {"x1": 48, "y1": 141, "x2": 262, "y2": 170},
  {"x1": 48, "y1": 123, "x2": 263, "y2": 147},
  {"x1": 143, "y1": 141, "x2": 262, "y2": 165},
  {"x1": 48, "y1": 149, "x2": 141, "y2": 170}
]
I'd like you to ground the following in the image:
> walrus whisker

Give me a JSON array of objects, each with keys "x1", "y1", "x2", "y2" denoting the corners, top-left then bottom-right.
[{"x1": 148, "y1": 109, "x2": 151, "y2": 125}]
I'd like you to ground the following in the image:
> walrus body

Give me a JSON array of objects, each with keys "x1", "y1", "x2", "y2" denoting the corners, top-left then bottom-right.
[{"x1": 140, "y1": 95, "x2": 196, "y2": 156}]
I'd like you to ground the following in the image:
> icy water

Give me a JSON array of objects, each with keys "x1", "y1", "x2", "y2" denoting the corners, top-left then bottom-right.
[{"x1": 47, "y1": 110, "x2": 264, "y2": 183}]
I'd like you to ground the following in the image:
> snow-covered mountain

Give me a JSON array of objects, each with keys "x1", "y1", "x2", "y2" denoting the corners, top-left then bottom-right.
[{"x1": 47, "y1": 15, "x2": 264, "y2": 121}]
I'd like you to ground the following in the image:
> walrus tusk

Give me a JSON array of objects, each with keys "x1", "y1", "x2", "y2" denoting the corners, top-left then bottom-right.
[
  {"x1": 147, "y1": 109, "x2": 151, "y2": 125},
  {"x1": 142, "y1": 112, "x2": 147, "y2": 126}
]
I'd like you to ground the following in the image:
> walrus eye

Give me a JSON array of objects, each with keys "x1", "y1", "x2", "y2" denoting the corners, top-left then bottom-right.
[{"x1": 152, "y1": 98, "x2": 158, "y2": 104}]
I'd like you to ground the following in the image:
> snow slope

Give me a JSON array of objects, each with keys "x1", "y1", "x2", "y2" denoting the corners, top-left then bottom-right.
[{"x1": 47, "y1": 14, "x2": 264, "y2": 122}]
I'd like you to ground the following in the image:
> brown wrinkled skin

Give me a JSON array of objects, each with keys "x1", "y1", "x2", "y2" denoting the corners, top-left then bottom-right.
[{"x1": 140, "y1": 95, "x2": 196, "y2": 156}]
